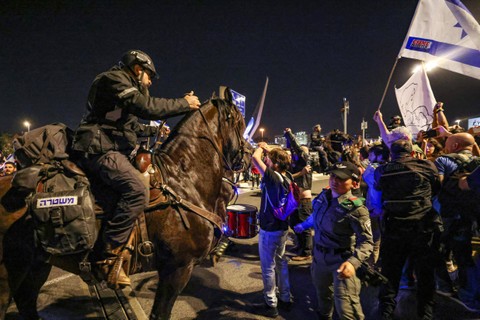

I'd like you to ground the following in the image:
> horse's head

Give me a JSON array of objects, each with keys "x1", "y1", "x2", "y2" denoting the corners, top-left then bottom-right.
[{"x1": 205, "y1": 98, "x2": 253, "y2": 172}]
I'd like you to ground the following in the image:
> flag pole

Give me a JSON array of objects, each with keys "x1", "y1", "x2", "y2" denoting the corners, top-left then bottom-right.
[{"x1": 377, "y1": 57, "x2": 400, "y2": 110}]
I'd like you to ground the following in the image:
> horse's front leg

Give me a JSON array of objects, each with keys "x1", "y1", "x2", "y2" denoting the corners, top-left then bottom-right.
[
  {"x1": 11, "y1": 261, "x2": 51, "y2": 320},
  {"x1": 149, "y1": 263, "x2": 194, "y2": 320},
  {"x1": 4, "y1": 217, "x2": 51, "y2": 320}
]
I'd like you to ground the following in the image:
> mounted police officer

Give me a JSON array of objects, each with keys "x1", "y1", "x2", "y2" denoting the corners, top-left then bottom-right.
[
  {"x1": 72, "y1": 49, "x2": 200, "y2": 288},
  {"x1": 294, "y1": 161, "x2": 373, "y2": 320}
]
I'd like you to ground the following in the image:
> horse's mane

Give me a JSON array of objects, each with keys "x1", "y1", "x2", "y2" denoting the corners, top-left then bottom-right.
[{"x1": 160, "y1": 99, "x2": 214, "y2": 149}]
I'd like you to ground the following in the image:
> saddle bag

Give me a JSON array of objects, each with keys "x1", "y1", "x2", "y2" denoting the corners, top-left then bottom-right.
[
  {"x1": 13, "y1": 122, "x2": 72, "y2": 168},
  {"x1": 27, "y1": 162, "x2": 97, "y2": 256}
]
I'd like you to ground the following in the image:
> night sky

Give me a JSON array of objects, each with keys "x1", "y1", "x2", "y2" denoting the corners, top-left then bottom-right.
[{"x1": 1, "y1": 0, "x2": 480, "y2": 140}]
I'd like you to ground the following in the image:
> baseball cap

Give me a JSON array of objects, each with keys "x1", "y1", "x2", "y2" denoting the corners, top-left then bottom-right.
[{"x1": 327, "y1": 161, "x2": 361, "y2": 181}]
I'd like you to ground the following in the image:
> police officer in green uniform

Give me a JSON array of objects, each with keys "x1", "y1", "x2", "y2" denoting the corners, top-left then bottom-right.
[{"x1": 295, "y1": 161, "x2": 373, "y2": 320}]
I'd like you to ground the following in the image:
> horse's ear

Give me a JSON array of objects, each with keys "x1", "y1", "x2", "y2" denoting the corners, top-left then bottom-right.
[{"x1": 211, "y1": 91, "x2": 217, "y2": 99}]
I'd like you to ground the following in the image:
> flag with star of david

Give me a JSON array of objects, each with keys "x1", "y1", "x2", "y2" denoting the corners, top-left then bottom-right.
[{"x1": 399, "y1": 0, "x2": 480, "y2": 80}]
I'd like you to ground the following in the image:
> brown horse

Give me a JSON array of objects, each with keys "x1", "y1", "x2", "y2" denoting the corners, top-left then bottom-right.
[{"x1": 0, "y1": 97, "x2": 252, "y2": 320}]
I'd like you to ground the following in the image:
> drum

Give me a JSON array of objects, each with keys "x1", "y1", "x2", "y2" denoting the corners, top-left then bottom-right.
[{"x1": 226, "y1": 204, "x2": 258, "y2": 239}]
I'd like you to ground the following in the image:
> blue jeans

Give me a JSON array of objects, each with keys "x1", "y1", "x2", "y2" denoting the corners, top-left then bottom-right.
[{"x1": 258, "y1": 229, "x2": 291, "y2": 307}]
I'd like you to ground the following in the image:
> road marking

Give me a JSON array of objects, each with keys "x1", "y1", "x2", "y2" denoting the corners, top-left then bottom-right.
[{"x1": 44, "y1": 273, "x2": 76, "y2": 286}]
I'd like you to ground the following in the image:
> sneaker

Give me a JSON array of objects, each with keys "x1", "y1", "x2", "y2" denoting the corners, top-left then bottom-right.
[
  {"x1": 251, "y1": 302, "x2": 279, "y2": 318},
  {"x1": 277, "y1": 299, "x2": 293, "y2": 312}
]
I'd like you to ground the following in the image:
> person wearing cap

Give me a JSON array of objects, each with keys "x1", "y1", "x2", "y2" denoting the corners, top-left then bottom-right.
[
  {"x1": 374, "y1": 139, "x2": 441, "y2": 320},
  {"x1": 294, "y1": 161, "x2": 373, "y2": 320},
  {"x1": 72, "y1": 49, "x2": 200, "y2": 289}
]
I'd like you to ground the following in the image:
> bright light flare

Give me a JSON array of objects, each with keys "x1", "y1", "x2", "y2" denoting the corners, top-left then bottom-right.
[{"x1": 412, "y1": 61, "x2": 438, "y2": 73}]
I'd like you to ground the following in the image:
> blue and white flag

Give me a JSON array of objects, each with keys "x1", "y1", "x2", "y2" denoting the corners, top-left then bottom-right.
[
  {"x1": 395, "y1": 64, "x2": 436, "y2": 135},
  {"x1": 399, "y1": 0, "x2": 480, "y2": 80}
]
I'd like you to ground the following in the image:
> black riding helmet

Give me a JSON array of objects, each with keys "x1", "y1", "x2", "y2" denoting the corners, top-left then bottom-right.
[{"x1": 120, "y1": 49, "x2": 158, "y2": 79}]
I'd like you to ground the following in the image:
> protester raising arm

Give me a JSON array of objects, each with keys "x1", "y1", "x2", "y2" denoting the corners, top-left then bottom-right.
[
  {"x1": 432, "y1": 102, "x2": 449, "y2": 130},
  {"x1": 252, "y1": 142, "x2": 270, "y2": 176},
  {"x1": 373, "y1": 110, "x2": 390, "y2": 145}
]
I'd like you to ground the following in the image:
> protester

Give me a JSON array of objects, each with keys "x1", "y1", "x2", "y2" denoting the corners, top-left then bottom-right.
[
  {"x1": 434, "y1": 132, "x2": 480, "y2": 310},
  {"x1": 294, "y1": 161, "x2": 373, "y2": 320},
  {"x1": 72, "y1": 49, "x2": 200, "y2": 288},
  {"x1": 284, "y1": 128, "x2": 313, "y2": 261},
  {"x1": 362, "y1": 143, "x2": 389, "y2": 265},
  {"x1": 251, "y1": 142, "x2": 293, "y2": 318},
  {"x1": 250, "y1": 163, "x2": 261, "y2": 190},
  {"x1": 374, "y1": 139, "x2": 441, "y2": 320},
  {"x1": 387, "y1": 115, "x2": 402, "y2": 130},
  {"x1": 2, "y1": 161, "x2": 16, "y2": 176},
  {"x1": 309, "y1": 124, "x2": 323, "y2": 150},
  {"x1": 373, "y1": 110, "x2": 412, "y2": 148}
]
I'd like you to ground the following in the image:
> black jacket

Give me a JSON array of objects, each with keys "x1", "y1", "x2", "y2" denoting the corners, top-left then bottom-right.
[
  {"x1": 284, "y1": 130, "x2": 312, "y2": 190},
  {"x1": 72, "y1": 66, "x2": 190, "y2": 155},
  {"x1": 374, "y1": 156, "x2": 440, "y2": 222}
]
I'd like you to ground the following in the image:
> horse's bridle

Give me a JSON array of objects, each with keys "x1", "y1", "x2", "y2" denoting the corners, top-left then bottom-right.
[{"x1": 197, "y1": 101, "x2": 252, "y2": 173}]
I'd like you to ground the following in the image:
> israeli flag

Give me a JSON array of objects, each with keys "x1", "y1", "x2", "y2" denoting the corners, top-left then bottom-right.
[{"x1": 399, "y1": 0, "x2": 480, "y2": 80}]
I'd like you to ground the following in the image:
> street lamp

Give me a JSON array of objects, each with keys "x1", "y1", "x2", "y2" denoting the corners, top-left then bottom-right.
[
  {"x1": 23, "y1": 120, "x2": 31, "y2": 132},
  {"x1": 259, "y1": 128, "x2": 265, "y2": 142}
]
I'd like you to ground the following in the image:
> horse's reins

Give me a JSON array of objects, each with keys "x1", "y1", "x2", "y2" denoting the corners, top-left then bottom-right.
[
  {"x1": 148, "y1": 102, "x2": 249, "y2": 235},
  {"x1": 198, "y1": 106, "x2": 236, "y2": 172},
  {"x1": 198, "y1": 104, "x2": 250, "y2": 173}
]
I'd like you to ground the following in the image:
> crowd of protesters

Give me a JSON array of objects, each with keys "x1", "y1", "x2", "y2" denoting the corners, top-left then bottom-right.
[{"x1": 251, "y1": 103, "x2": 480, "y2": 320}]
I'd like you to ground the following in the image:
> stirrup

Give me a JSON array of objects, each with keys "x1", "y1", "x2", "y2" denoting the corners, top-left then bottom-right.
[{"x1": 107, "y1": 249, "x2": 132, "y2": 289}]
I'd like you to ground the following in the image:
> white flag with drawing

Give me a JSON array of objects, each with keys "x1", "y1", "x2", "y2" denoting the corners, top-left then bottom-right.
[
  {"x1": 399, "y1": 0, "x2": 480, "y2": 80},
  {"x1": 394, "y1": 65, "x2": 436, "y2": 135}
]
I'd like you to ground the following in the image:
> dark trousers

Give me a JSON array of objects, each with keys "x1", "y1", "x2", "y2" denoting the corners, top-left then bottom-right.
[
  {"x1": 439, "y1": 217, "x2": 478, "y2": 301},
  {"x1": 81, "y1": 151, "x2": 147, "y2": 247},
  {"x1": 289, "y1": 199, "x2": 313, "y2": 256},
  {"x1": 379, "y1": 227, "x2": 437, "y2": 320}
]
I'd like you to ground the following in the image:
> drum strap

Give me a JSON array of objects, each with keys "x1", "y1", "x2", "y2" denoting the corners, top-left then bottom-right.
[{"x1": 160, "y1": 184, "x2": 224, "y2": 233}]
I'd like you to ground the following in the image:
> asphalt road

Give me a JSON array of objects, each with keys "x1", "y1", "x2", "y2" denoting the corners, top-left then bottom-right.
[{"x1": 5, "y1": 174, "x2": 480, "y2": 319}]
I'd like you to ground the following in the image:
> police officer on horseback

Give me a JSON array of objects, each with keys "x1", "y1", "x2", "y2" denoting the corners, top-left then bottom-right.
[{"x1": 72, "y1": 49, "x2": 200, "y2": 288}]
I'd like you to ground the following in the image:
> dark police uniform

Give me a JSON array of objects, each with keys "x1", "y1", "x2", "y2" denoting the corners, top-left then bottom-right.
[
  {"x1": 300, "y1": 189, "x2": 373, "y2": 320},
  {"x1": 375, "y1": 155, "x2": 441, "y2": 320},
  {"x1": 72, "y1": 65, "x2": 191, "y2": 248}
]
